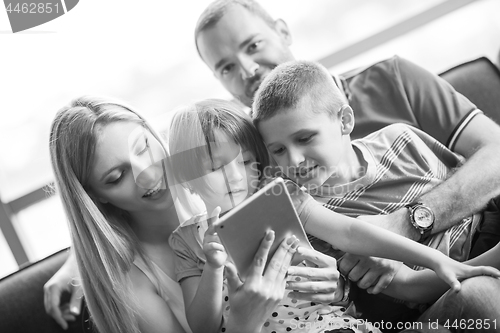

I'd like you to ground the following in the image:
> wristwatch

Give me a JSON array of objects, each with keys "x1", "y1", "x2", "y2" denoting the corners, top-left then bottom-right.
[{"x1": 405, "y1": 202, "x2": 435, "y2": 241}]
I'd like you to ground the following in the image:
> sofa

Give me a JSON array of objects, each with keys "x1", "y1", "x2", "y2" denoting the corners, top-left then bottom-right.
[
  {"x1": 0, "y1": 56, "x2": 499, "y2": 333},
  {"x1": 440, "y1": 56, "x2": 500, "y2": 124},
  {"x1": 0, "y1": 249, "x2": 91, "y2": 333}
]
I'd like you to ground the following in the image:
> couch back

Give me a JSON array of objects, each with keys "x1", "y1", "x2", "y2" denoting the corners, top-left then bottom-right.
[
  {"x1": 440, "y1": 57, "x2": 500, "y2": 125},
  {"x1": 0, "y1": 249, "x2": 91, "y2": 333}
]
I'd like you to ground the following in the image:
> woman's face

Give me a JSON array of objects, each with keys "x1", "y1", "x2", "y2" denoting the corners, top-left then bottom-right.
[
  {"x1": 193, "y1": 131, "x2": 260, "y2": 214},
  {"x1": 87, "y1": 121, "x2": 172, "y2": 213}
]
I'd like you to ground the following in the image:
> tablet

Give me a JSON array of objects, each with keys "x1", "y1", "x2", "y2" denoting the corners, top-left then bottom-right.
[{"x1": 214, "y1": 177, "x2": 311, "y2": 278}]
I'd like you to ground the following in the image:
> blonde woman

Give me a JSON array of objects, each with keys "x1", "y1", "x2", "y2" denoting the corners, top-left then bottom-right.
[{"x1": 46, "y1": 96, "x2": 341, "y2": 333}]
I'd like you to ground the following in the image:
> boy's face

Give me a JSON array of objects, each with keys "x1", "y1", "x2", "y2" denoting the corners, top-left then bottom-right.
[
  {"x1": 258, "y1": 99, "x2": 352, "y2": 189},
  {"x1": 197, "y1": 5, "x2": 294, "y2": 107},
  {"x1": 194, "y1": 131, "x2": 260, "y2": 214}
]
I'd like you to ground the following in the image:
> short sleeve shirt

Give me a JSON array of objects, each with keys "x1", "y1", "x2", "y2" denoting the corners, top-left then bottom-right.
[
  {"x1": 341, "y1": 56, "x2": 482, "y2": 151},
  {"x1": 309, "y1": 124, "x2": 481, "y2": 263}
]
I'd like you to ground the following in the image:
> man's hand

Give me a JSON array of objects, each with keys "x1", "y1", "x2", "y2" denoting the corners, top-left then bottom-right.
[
  {"x1": 338, "y1": 253, "x2": 403, "y2": 294},
  {"x1": 43, "y1": 251, "x2": 83, "y2": 330}
]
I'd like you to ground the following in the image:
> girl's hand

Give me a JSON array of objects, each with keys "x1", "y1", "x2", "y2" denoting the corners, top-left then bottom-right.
[
  {"x1": 434, "y1": 255, "x2": 500, "y2": 292},
  {"x1": 224, "y1": 231, "x2": 299, "y2": 333},
  {"x1": 203, "y1": 207, "x2": 227, "y2": 269}
]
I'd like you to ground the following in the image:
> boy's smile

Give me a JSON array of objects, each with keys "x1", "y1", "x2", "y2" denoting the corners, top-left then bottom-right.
[{"x1": 258, "y1": 97, "x2": 361, "y2": 189}]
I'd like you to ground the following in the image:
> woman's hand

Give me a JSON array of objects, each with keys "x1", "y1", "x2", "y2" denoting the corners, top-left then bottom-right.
[
  {"x1": 43, "y1": 250, "x2": 83, "y2": 330},
  {"x1": 224, "y1": 231, "x2": 299, "y2": 333},
  {"x1": 203, "y1": 207, "x2": 227, "y2": 269},
  {"x1": 286, "y1": 246, "x2": 343, "y2": 303}
]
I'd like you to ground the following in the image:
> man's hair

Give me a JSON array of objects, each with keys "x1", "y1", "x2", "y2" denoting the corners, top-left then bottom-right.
[
  {"x1": 252, "y1": 60, "x2": 346, "y2": 127},
  {"x1": 195, "y1": 0, "x2": 275, "y2": 57}
]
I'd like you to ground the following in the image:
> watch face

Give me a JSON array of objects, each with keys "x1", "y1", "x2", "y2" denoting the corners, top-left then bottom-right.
[{"x1": 414, "y1": 206, "x2": 434, "y2": 228}]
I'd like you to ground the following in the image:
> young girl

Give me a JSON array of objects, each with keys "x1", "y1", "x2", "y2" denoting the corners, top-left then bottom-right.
[{"x1": 167, "y1": 99, "x2": 499, "y2": 333}]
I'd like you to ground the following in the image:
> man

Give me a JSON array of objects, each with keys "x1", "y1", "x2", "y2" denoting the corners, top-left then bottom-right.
[{"x1": 194, "y1": 0, "x2": 500, "y2": 328}]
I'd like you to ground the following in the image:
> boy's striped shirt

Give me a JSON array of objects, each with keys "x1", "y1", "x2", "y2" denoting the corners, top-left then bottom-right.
[{"x1": 309, "y1": 123, "x2": 480, "y2": 263}]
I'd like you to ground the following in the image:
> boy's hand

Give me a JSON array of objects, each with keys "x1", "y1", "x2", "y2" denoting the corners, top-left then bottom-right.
[
  {"x1": 338, "y1": 254, "x2": 403, "y2": 294},
  {"x1": 286, "y1": 246, "x2": 341, "y2": 303},
  {"x1": 434, "y1": 256, "x2": 500, "y2": 292},
  {"x1": 203, "y1": 207, "x2": 227, "y2": 269}
]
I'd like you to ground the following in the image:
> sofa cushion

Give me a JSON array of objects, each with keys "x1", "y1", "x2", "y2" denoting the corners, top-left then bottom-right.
[
  {"x1": 440, "y1": 57, "x2": 500, "y2": 125},
  {"x1": 0, "y1": 249, "x2": 91, "y2": 333}
]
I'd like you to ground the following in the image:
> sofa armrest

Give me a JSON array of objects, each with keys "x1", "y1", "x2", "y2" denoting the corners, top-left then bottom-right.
[
  {"x1": 440, "y1": 57, "x2": 500, "y2": 125},
  {"x1": 0, "y1": 248, "x2": 91, "y2": 333}
]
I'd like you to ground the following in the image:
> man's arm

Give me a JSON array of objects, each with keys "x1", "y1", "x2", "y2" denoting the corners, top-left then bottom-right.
[
  {"x1": 363, "y1": 114, "x2": 500, "y2": 240},
  {"x1": 420, "y1": 114, "x2": 500, "y2": 231}
]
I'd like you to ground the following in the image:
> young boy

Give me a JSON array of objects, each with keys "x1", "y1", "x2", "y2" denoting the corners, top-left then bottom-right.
[
  {"x1": 251, "y1": 60, "x2": 482, "y2": 325},
  {"x1": 252, "y1": 60, "x2": 479, "y2": 264}
]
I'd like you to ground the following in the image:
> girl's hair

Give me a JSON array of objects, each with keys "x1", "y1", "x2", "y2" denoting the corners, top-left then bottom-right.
[
  {"x1": 49, "y1": 96, "x2": 165, "y2": 333},
  {"x1": 168, "y1": 99, "x2": 269, "y2": 192}
]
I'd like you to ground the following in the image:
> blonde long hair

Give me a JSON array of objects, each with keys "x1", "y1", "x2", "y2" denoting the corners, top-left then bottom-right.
[{"x1": 49, "y1": 96, "x2": 167, "y2": 333}]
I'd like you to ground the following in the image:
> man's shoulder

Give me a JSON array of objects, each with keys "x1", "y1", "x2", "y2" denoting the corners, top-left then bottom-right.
[{"x1": 339, "y1": 55, "x2": 406, "y2": 80}]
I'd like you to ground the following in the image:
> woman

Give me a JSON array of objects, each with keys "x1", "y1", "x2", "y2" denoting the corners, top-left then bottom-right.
[{"x1": 46, "y1": 96, "x2": 342, "y2": 333}]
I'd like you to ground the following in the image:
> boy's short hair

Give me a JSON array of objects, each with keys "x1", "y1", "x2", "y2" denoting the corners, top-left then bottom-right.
[
  {"x1": 195, "y1": 0, "x2": 275, "y2": 57},
  {"x1": 252, "y1": 60, "x2": 346, "y2": 127}
]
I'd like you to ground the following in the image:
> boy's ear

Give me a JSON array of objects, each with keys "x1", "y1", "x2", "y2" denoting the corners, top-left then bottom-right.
[
  {"x1": 340, "y1": 105, "x2": 355, "y2": 135},
  {"x1": 274, "y1": 19, "x2": 293, "y2": 46}
]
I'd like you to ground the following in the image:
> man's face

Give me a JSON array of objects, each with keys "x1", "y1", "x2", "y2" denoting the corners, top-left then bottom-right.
[{"x1": 197, "y1": 5, "x2": 294, "y2": 107}]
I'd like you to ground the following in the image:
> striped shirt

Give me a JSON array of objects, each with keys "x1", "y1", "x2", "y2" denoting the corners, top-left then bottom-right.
[{"x1": 309, "y1": 123, "x2": 480, "y2": 263}]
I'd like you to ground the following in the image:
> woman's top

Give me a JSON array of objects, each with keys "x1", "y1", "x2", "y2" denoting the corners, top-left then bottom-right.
[{"x1": 134, "y1": 257, "x2": 193, "y2": 333}]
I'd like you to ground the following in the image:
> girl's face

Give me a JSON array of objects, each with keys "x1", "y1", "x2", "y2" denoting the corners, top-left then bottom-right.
[
  {"x1": 87, "y1": 121, "x2": 172, "y2": 213},
  {"x1": 194, "y1": 131, "x2": 260, "y2": 214}
]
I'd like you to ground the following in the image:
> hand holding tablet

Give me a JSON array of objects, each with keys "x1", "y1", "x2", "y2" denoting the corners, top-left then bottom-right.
[{"x1": 214, "y1": 177, "x2": 311, "y2": 278}]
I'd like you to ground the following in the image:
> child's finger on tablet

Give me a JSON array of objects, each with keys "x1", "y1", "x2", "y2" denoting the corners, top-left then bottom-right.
[{"x1": 208, "y1": 206, "x2": 221, "y2": 227}]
